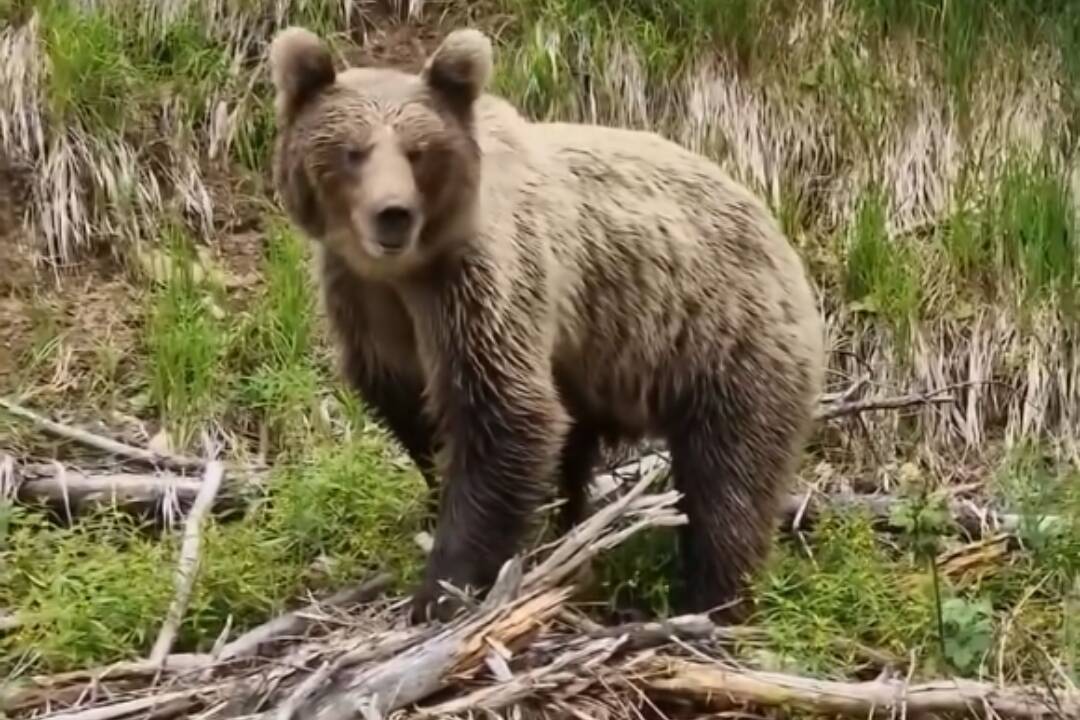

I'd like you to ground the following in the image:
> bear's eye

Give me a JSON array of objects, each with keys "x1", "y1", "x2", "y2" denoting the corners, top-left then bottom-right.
[{"x1": 345, "y1": 147, "x2": 368, "y2": 166}]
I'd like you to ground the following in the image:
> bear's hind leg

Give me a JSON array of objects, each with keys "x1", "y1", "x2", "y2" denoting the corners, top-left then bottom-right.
[{"x1": 666, "y1": 376, "x2": 809, "y2": 623}]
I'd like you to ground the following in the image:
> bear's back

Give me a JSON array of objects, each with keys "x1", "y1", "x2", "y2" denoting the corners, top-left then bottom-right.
[{"x1": 466, "y1": 99, "x2": 823, "y2": 437}]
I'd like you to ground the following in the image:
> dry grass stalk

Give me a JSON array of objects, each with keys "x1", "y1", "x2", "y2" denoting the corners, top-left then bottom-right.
[
  {"x1": 646, "y1": 657, "x2": 1080, "y2": 718},
  {"x1": 148, "y1": 460, "x2": 226, "y2": 667}
]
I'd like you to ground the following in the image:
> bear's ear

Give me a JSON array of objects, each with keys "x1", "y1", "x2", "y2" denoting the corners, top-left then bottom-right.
[
  {"x1": 421, "y1": 28, "x2": 493, "y2": 113},
  {"x1": 269, "y1": 26, "x2": 335, "y2": 122}
]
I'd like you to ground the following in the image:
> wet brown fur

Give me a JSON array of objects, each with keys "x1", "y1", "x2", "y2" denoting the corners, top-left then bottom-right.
[{"x1": 268, "y1": 27, "x2": 826, "y2": 623}]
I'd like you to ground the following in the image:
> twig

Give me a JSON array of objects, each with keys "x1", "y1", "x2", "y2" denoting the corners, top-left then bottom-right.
[
  {"x1": 0, "y1": 397, "x2": 204, "y2": 471},
  {"x1": 814, "y1": 389, "x2": 956, "y2": 421},
  {"x1": 217, "y1": 573, "x2": 394, "y2": 662},
  {"x1": 31, "y1": 685, "x2": 222, "y2": 720},
  {"x1": 587, "y1": 613, "x2": 762, "y2": 650},
  {"x1": 149, "y1": 461, "x2": 226, "y2": 667},
  {"x1": 646, "y1": 658, "x2": 1080, "y2": 718}
]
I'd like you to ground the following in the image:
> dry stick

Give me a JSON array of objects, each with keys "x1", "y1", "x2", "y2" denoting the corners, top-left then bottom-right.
[
  {"x1": 15, "y1": 468, "x2": 204, "y2": 513},
  {"x1": 647, "y1": 658, "x2": 1080, "y2": 719},
  {"x1": 0, "y1": 655, "x2": 215, "y2": 714},
  {"x1": 149, "y1": 461, "x2": 226, "y2": 668},
  {"x1": 587, "y1": 613, "x2": 762, "y2": 650},
  {"x1": 814, "y1": 389, "x2": 956, "y2": 421},
  {"x1": 413, "y1": 637, "x2": 622, "y2": 717},
  {"x1": 32, "y1": 685, "x2": 225, "y2": 720},
  {"x1": 216, "y1": 572, "x2": 395, "y2": 662},
  {"x1": 0, "y1": 397, "x2": 204, "y2": 471}
]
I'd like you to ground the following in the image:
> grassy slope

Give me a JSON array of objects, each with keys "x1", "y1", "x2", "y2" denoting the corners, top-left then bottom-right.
[{"x1": 1, "y1": 0, "x2": 1078, "y2": 692}]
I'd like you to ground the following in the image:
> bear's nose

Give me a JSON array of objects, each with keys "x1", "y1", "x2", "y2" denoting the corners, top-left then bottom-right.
[{"x1": 373, "y1": 205, "x2": 415, "y2": 249}]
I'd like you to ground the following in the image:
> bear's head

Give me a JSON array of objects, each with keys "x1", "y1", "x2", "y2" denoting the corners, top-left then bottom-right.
[{"x1": 268, "y1": 26, "x2": 492, "y2": 279}]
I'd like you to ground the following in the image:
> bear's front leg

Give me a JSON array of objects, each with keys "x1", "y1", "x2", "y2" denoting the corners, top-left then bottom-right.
[
  {"x1": 406, "y1": 272, "x2": 568, "y2": 624},
  {"x1": 410, "y1": 370, "x2": 567, "y2": 623}
]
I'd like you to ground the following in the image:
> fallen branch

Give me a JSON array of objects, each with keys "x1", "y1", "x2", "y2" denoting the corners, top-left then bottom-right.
[
  {"x1": 778, "y1": 490, "x2": 1059, "y2": 540},
  {"x1": 14, "y1": 465, "x2": 203, "y2": 513},
  {"x1": 35, "y1": 685, "x2": 226, "y2": 720},
  {"x1": 0, "y1": 397, "x2": 204, "y2": 472},
  {"x1": 149, "y1": 461, "x2": 226, "y2": 666},
  {"x1": 646, "y1": 657, "x2": 1080, "y2": 718},
  {"x1": 586, "y1": 613, "x2": 762, "y2": 650},
  {"x1": 284, "y1": 587, "x2": 572, "y2": 720}
]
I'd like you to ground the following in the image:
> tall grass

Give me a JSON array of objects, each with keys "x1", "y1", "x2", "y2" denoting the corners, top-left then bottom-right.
[{"x1": 143, "y1": 223, "x2": 231, "y2": 447}]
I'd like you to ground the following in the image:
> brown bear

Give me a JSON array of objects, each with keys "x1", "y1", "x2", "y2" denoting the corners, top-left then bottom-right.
[{"x1": 268, "y1": 26, "x2": 826, "y2": 624}]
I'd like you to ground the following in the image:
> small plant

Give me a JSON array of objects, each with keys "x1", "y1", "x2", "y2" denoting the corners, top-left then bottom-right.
[
  {"x1": 889, "y1": 465, "x2": 953, "y2": 666},
  {"x1": 939, "y1": 595, "x2": 995, "y2": 674}
]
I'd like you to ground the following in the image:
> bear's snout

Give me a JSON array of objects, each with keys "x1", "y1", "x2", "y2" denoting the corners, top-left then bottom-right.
[{"x1": 372, "y1": 204, "x2": 417, "y2": 252}]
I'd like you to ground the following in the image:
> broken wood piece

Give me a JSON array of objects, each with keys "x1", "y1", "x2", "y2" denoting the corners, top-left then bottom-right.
[
  {"x1": 646, "y1": 658, "x2": 1080, "y2": 718},
  {"x1": 15, "y1": 467, "x2": 204, "y2": 514},
  {"x1": 777, "y1": 491, "x2": 1048, "y2": 540}
]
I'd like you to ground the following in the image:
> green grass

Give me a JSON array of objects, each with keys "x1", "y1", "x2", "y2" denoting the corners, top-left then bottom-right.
[
  {"x1": 753, "y1": 510, "x2": 936, "y2": 675},
  {"x1": 143, "y1": 224, "x2": 232, "y2": 447},
  {"x1": 0, "y1": 440, "x2": 426, "y2": 674},
  {"x1": 843, "y1": 187, "x2": 923, "y2": 337},
  {"x1": 991, "y1": 152, "x2": 1078, "y2": 308},
  {"x1": 39, "y1": 1, "x2": 231, "y2": 134},
  {"x1": 578, "y1": 447, "x2": 1080, "y2": 684},
  {"x1": 229, "y1": 220, "x2": 324, "y2": 451}
]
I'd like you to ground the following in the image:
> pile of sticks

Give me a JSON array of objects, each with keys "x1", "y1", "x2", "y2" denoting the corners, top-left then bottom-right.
[{"x1": 3, "y1": 391, "x2": 1078, "y2": 719}]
